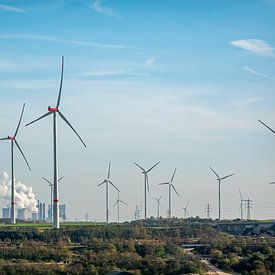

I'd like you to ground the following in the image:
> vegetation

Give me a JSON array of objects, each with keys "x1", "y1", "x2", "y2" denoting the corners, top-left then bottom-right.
[
  {"x1": 0, "y1": 223, "x2": 207, "y2": 274},
  {"x1": 0, "y1": 221, "x2": 275, "y2": 274}
]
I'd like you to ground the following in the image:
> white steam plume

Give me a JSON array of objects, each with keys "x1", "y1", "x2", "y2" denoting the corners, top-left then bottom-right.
[{"x1": 0, "y1": 171, "x2": 37, "y2": 214}]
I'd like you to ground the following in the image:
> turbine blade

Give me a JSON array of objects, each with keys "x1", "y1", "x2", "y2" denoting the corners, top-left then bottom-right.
[
  {"x1": 171, "y1": 184, "x2": 180, "y2": 197},
  {"x1": 269, "y1": 182, "x2": 275, "y2": 184},
  {"x1": 220, "y1": 173, "x2": 235, "y2": 180},
  {"x1": 56, "y1": 56, "x2": 64, "y2": 108},
  {"x1": 0, "y1": 137, "x2": 9, "y2": 140},
  {"x1": 107, "y1": 161, "x2": 111, "y2": 179},
  {"x1": 159, "y1": 195, "x2": 162, "y2": 200},
  {"x1": 258, "y1": 120, "x2": 275, "y2": 134},
  {"x1": 58, "y1": 176, "x2": 64, "y2": 182},
  {"x1": 14, "y1": 139, "x2": 31, "y2": 171},
  {"x1": 58, "y1": 111, "x2": 87, "y2": 147},
  {"x1": 146, "y1": 174, "x2": 149, "y2": 193},
  {"x1": 25, "y1": 111, "x2": 52, "y2": 127},
  {"x1": 109, "y1": 180, "x2": 119, "y2": 192},
  {"x1": 134, "y1": 162, "x2": 145, "y2": 172},
  {"x1": 14, "y1": 103, "x2": 25, "y2": 137},
  {"x1": 113, "y1": 200, "x2": 118, "y2": 207},
  {"x1": 210, "y1": 167, "x2": 220, "y2": 179},
  {"x1": 186, "y1": 200, "x2": 189, "y2": 209},
  {"x1": 170, "y1": 168, "x2": 177, "y2": 182},
  {"x1": 238, "y1": 188, "x2": 243, "y2": 200},
  {"x1": 97, "y1": 180, "x2": 105, "y2": 187},
  {"x1": 158, "y1": 182, "x2": 169, "y2": 185},
  {"x1": 42, "y1": 177, "x2": 52, "y2": 185},
  {"x1": 146, "y1": 161, "x2": 160, "y2": 173},
  {"x1": 119, "y1": 199, "x2": 128, "y2": 205}
]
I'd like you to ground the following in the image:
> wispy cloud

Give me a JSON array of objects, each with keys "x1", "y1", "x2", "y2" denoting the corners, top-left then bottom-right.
[
  {"x1": 0, "y1": 34, "x2": 141, "y2": 50},
  {"x1": 243, "y1": 66, "x2": 275, "y2": 80},
  {"x1": 84, "y1": 68, "x2": 149, "y2": 77},
  {"x1": 146, "y1": 57, "x2": 155, "y2": 67},
  {"x1": 0, "y1": 4, "x2": 24, "y2": 13},
  {"x1": 92, "y1": 0, "x2": 119, "y2": 17},
  {"x1": 230, "y1": 39, "x2": 274, "y2": 57}
]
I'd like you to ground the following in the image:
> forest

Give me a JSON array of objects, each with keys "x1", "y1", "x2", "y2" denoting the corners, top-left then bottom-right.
[{"x1": 0, "y1": 222, "x2": 274, "y2": 274}]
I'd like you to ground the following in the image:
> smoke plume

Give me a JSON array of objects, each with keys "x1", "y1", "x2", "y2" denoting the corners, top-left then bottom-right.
[{"x1": 0, "y1": 171, "x2": 38, "y2": 215}]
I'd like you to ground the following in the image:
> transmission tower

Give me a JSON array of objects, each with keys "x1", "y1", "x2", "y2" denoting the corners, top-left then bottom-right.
[
  {"x1": 244, "y1": 198, "x2": 252, "y2": 220},
  {"x1": 205, "y1": 202, "x2": 212, "y2": 218}
]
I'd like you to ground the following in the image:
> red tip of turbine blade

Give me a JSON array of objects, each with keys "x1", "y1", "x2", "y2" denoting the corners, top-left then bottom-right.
[{"x1": 48, "y1": 107, "x2": 58, "y2": 112}]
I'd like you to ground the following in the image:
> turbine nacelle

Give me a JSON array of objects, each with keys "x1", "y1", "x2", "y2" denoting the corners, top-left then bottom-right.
[
  {"x1": 48, "y1": 106, "x2": 58, "y2": 112},
  {"x1": 8, "y1": 136, "x2": 15, "y2": 140}
]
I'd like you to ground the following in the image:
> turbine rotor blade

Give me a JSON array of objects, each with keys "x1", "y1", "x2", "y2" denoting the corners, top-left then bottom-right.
[
  {"x1": 134, "y1": 162, "x2": 145, "y2": 172},
  {"x1": 258, "y1": 120, "x2": 275, "y2": 134},
  {"x1": 269, "y1": 182, "x2": 275, "y2": 184},
  {"x1": 0, "y1": 137, "x2": 9, "y2": 140},
  {"x1": 56, "y1": 56, "x2": 64, "y2": 108},
  {"x1": 119, "y1": 199, "x2": 128, "y2": 205},
  {"x1": 97, "y1": 180, "x2": 105, "y2": 187},
  {"x1": 58, "y1": 176, "x2": 64, "y2": 182},
  {"x1": 146, "y1": 173, "x2": 149, "y2": 193},
  {"x1": 238, "y1": 188, "x2": 243, "y2": 200},
  {"x1": 109, "y1": 180, "x2": 119, "y2": 192},
  {"x1": 186, "y1": 200, "x2": 189, "y2": 209},
  {"x1": 158, "y1": 182, "x2": 169, "y2": 185},
  {"x1": 220, "y1": 173, "x2": 235, "y2": 180},
  {"x1": 57, "y1": 111, "x2": 87, "y2": 147},
  {"x1": 210, "y1": 167, "x2": 220, "y2": 179},
  {"x1": 14, "y1": 139, "x2": 31, "y2": 171},
  {"x1": 14, "y1": 103, "x2": 25, "y2": 137},
  {"x1": 25, "y1": 111, "x2": 52, "y2": 127},
  {"x1": 146, "y1": 161, "x2": 160, "y2": 173},
  {"x1": 171, "y1": 168, "x2": 177, "y2": 182},
  {"x1": 113, "y1": 200, "x2": 118, "y2": 207},
  {"x1": 42, "y1": 177, "x2": 52, "y2": 185},
  {"x1": 171, "y1": 184, "x2": 180, "y2": 197},
  {"x1": 107, "y1": 161, "x2": 111, "y2": 179}
]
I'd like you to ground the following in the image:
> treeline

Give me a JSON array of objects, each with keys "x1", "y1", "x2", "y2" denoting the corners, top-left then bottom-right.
[{"x1": 0, "y1": 224, "x2": 209, "y2": 274}]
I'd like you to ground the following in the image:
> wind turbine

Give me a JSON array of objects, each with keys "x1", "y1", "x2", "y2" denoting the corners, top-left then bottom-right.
[
  {"x1": 210, "y1": 167, "x2": 234, "y2": 220},
  {"x1": 113, "y1": 190, "x2": 127, "y2": 223},
  {"x1": 26, "y1": 57, "x2": 86, "y2": 229},
  {"x1": 0, "y1": 103, "x2": 31, "y2": 224},
  {"x1": 182, "y1": 200, "x2": 190, "y2": 219},
  {"x1": 134, "y1": 161, "x2": 160, "y2": 219},
  {"x1": 258, "y1": 120, "x2": 275, "y2": 134},
  {"x1": 98, "y1": 161, "x2": 119, "y2": 223},
  {"x1": 154, "y1": 195, "x2": 162, "y2": 218},
  {"x1": 42, "y1": 176, "x2": 64, "y2": 223},
  {"x1": 238, "y1": 189, "x2": 245, "y2": 220},
  {"x1": 159, "y1": 168, "x2": 180, "y2": 218}
]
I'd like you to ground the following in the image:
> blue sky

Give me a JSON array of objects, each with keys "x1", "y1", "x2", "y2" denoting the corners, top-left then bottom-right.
[{"x1": 0, "y1": 0, "x2": 275, "y2": 221}]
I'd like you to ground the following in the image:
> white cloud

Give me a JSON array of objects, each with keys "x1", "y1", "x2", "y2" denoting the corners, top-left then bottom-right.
[
  {"x1": 0, "y1": 34, "x2": 141, "y2": 50},
  {"x1": 92, "y1": 0, "x2": 118, "y2": 17},
  {"x1": 230, "y1": 39, "x2": 274, "y2": 57},
  {"x1": 84, "y1": 68, "x2": 149, "y2": 77},
  {"x1": 146, "y1": 57, "x2": 155, "y2": 67},
  {"x1": 0, "y1": 4, "x2": 24, "y2": 13},
  {"x1": 243, "y1": 66, "x2": 275, "y2": 80}
]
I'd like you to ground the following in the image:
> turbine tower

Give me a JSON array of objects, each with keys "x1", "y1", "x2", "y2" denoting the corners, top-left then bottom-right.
[
  {"x1": 98, "y1": 161, "x2": 119, "y2": 223},
  {"x1": 26, "y1": 57, "x2": 86, "y2": 229},
  {"x1": 113, "y1": 190, "x2": 127, "y2": 223},
  {"x1": 154, "y1": 195, "x2": 162, "y2": 218},
  {"x1": 0, "y1": 103, "x2": 31, "y2": 224},
  {"x1": 159, "y1": 168, "x2": 180, "y2": 218},
  {"x1": 210, "y1": 167, "x2": 234, "y2": 220},
  {"x1": 134, "y1": 161, "x2": 160, "y2": 219},
  {"x1": 182, "y1": 200, "x2": 190, "y2": 219},
  {"x1": 42, "y1": 176, "x2": 63, "y2": 223},
  {"x1": 238, "y1": 189, "x2": 245, "y2": 220}
]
